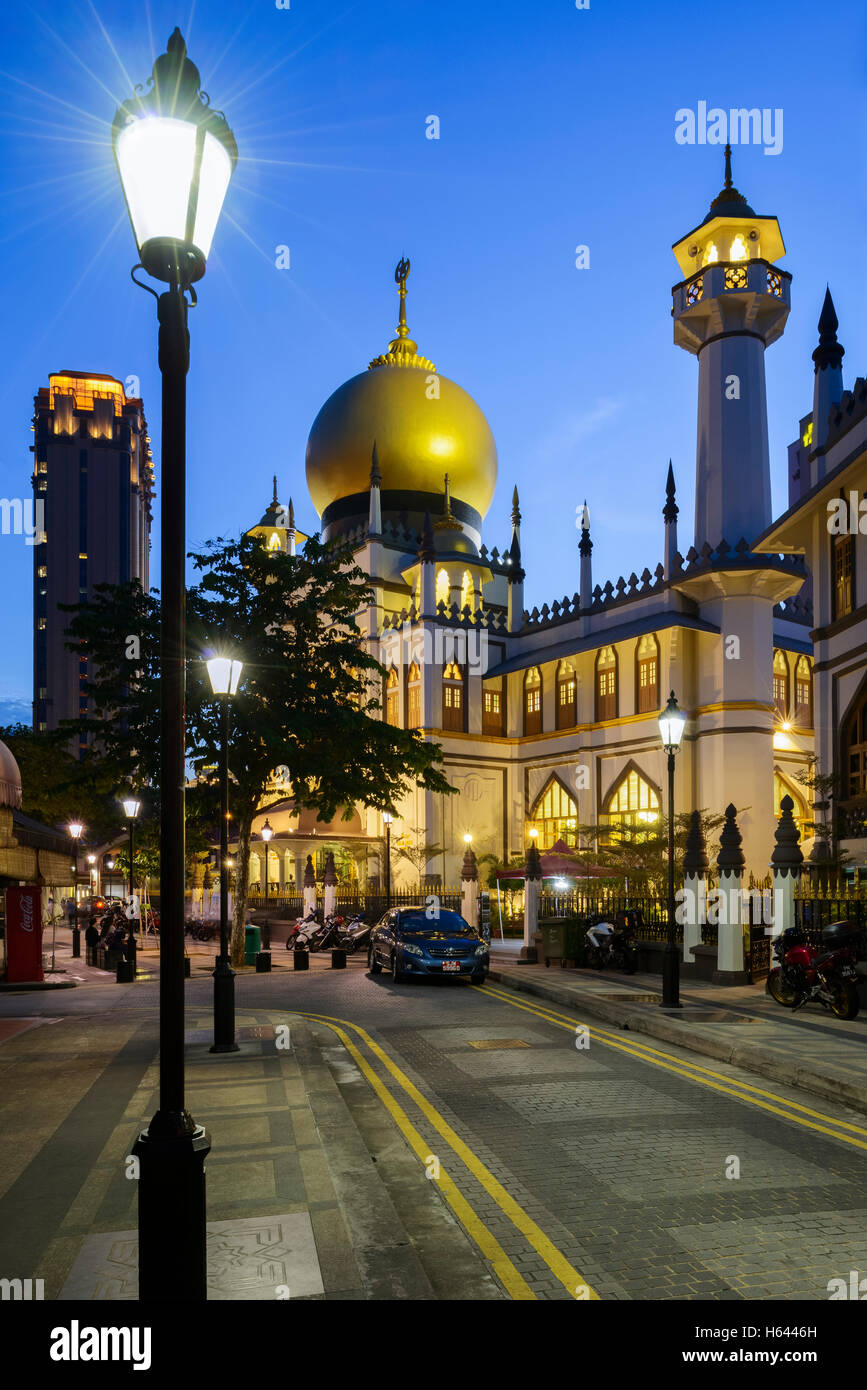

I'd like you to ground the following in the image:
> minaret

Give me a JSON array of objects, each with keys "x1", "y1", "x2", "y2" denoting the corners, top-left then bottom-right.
[
  {"x1": 507, "y1": 529, "x2": 524, "y2": 634},
  {"x1": 511, "y1": 486, "x2": 521, "y2": 546},
  {"x1": 579, "y1": 501, "x2": 592, "y2": 609},
  {"x1": 811, "y1": 288, "x2": 845, "y2": 461},
  {"x1": 368, "y1": 440, "x2": 382, "y2": 537},
  {"x1": 672, "y1": 145, "x2": 789, "y2": 550},
  {"x1": 286, "y1": 497, "x2": 296, "y2": 556},
  {"x1": 663, "y1": 463, "x2": 678, "y2": 578}
]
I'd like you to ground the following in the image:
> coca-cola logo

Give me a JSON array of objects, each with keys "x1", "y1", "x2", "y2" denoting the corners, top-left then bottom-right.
[{"x1": 19, "y1": 895, "x2": 35, "y2": 933}]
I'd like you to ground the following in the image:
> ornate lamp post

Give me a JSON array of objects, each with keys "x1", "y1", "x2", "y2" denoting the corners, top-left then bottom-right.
[
  {"x1": 658, "y1": 690, "x2": 687, "y2": 1008},
  {"x1": 68, "y1": 821, "x2": 84, "y2": 956},
  {"x1": 121, "y1": 796, "x2": 140, "y2": 908},
  {"x1": 206, "y1": 656, "x2": 243, "y2": 1056},
  {"x1": 260, "y1": 817, "x2": 274, "y2": 949},
  {"x1": 383, "y1": 813, "x2": 393, "y2": 907},
  {"x1": 113, "y1": 28, "x2": 237, "y2": 1303}
]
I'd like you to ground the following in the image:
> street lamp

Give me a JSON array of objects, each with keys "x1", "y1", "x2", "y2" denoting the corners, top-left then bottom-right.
[
  {"x1": 383, "y1": 813, "x2": 393, "y2": 908},
  {"x1": 658, "y1": 690, "x2": 687, "y2": 1009},
  {"x1": 115, "y1": 29, "x2": 237, "y2": 1303},
  {"x1": 121, "y1": 796, "x2": 140, "y2": 907},
  {"x1": 205, "y1": 654, "x2": 243, "y2": 1056},
  {"x1": 68, "y1": 821, "x2": 84, "y2": 955},
  {"x1": 260, "y1": 818, "x2": 274, "y2": 947}
]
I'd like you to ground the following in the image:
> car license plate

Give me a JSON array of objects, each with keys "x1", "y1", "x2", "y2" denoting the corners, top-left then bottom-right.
[{"x1": 442, "y1": 960, "x2": 460, "y2": 972}]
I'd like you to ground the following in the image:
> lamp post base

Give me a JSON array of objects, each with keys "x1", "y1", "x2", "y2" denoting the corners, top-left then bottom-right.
[
  {"x1": 211, "y1": 956, "x2": 239, "y2": 1053},
  {"x1": 132, "y1": 1120, "x2": 211, "y2": 1302},
  {"x1": 661, "y1": 943, "x2": 682, "y2": 1009}
]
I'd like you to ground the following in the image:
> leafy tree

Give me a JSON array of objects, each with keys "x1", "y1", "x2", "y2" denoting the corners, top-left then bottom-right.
[
  {"x1": 0, "y1": 722, "x2": 123, "y2": 843},
  {"x1": 394, "y1": 824, "x2": 445, "y2": 887},
  {"x1": 63, "y1": 533, "x2": 455, "y2": 964},
  {"x1": 573, "y1": 809, "x2": 728, "y2": 895}
]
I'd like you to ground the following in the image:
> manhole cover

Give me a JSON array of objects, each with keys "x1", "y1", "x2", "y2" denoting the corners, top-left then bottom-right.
[
  {"x1": 467, "y1": 1039, "x2": 530, "y2": 1050},
  {"x1": 673, "y1": 1011, "x2": 766, "y2": 1024},
  {"x1": 184, "y1": 1024, "x2": 275, "y2": 1043}
]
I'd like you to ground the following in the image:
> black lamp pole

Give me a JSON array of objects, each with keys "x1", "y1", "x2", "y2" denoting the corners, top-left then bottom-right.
[
  {"x1": 117, "y1": 30, "x2": 238, "y2": 1303},
  {"x1": 128, "y1": 817, "x2": 135, "y2": 902},
  {"x1": 384, "y1": 819, "x2": 392, "y2": 908},
  {"x1": 212, "y1": 695, "x2": 238, "y2": 1053},
  {"x1": 661, "y1": 748, "x2": 681, "y2": 1008}
]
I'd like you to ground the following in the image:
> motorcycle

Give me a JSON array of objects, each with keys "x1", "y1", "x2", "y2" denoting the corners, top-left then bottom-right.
[
  {"x1": 582, "y1": 912, "x2": 638, "y2": 974},
  {"x1": 766, "y1": 921, "x2": 861, "y2": 1020},
  {"x1": 286, "y1": 909, "x2": 323, "y2": 950},
  {"x1": 336, "y1": 914, "x2": 374, "y2": 954}
]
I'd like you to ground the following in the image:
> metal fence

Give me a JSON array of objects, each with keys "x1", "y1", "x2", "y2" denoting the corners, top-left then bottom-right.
[
  {"x1": 538, "y1": 891, "x2": 676, "y2": 938},
  {"x1": 245, "y1": 887, "x2": 463, "y2": 919}
]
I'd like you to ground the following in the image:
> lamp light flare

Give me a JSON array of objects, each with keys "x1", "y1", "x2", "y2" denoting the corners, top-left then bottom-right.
[
  {"x1": 658, "y1": 691, "x2": 687, "y2": 752},
  {"x1": 206, "y1": 656, "x2": 243, "y2": 696}
]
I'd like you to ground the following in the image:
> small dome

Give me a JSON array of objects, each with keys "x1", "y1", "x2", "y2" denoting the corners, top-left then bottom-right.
[{"x1": 0, "y1": 739, "x2": 22, "y2": 810}]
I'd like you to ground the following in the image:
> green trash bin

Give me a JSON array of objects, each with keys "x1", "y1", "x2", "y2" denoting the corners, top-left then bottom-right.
[
  {"x1": 244, "y1": 924, "x2": 261, "y2": 965},
  {"x1": 539, "y1": 919, "x2": 581, "y2": 968}
]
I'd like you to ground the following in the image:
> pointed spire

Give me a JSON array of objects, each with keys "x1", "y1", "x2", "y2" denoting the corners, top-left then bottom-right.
[
  {"x1": 717, "y1": 804, "x2": 745, "y2": 873},
  {"x1": 511, "y1": 485, "x2": 521, "y2": 529},
  {"x1": 771, "y1": 795, "x2": 804, "y2": 876},
  {"x1": 368, "y1": 443, "x2": 382, "y2": 538},
  {"x1": 708, "y1": 142, "x2": 752, "y2": 216},
  {"x1": 368, "y1": 257, "x2": 436, "y2": 372},
  {"x1": 663, "y1": 461, "x2": 678, "y2": 523},
  {"x1": 682, "y1": 810, "x2": 709, "y2": 878},
  {"x1": 370, "y1": 439, "x2": 381, "y2": 487},
  {"x1": 508, "y1": 527, "x2": 524, "y2": 579},
  {"x1": 272, "y1": 474, "x2": 278, "y2": 508},
  {"x1": 434, "y1": 472, "x2": 462, "y2": 531},
  {"x1": 287, "y1": 497, "x2": 295, "y2": 530},
  {"x1": 578, "y1": 500, "x2": 592, "y2": 557},
  {"x1": 723, "y1": 141, "x2": 732, "y2": 190},
  {"x1": 812, "y1": 287, "x2": 845, "y2": 372},
  {"x1": 418, "y1": 509, "x2": 435, "y2": 563}
]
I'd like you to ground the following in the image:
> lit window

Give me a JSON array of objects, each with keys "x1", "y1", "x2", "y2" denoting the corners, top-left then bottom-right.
[
  {"x1": 702, "y1": 242, "x2": 718, "y2": 266},
  {"x1": 832, "y1": 533, "x2": 854, "y2": 619},
  {"x1": 406, "y1": 661, "x2": 421, "y2": 729},
  {"x1": 37, "y1": 566, "x2": 46, "y2": 578},
  {"x1": 483, "y1": 685, "x2": 503, "y2": 736},
  {"x1": 729, "y1": 234, "x2": 748, "y2": 261},
  {"x1": 385, "y1": 667, "x2": 399, "y2": 726},
  {"x1": 637, "y1": 634, "x2": 659, "y2": 714},
  {"x1": 38, "y1": 618, "x2": 46, "y2": 630},
  {"x1": 603, "y1": 768, "x2": 659, "y2": 841},
  {"x1": 773, "y1": 649, "x2": 789, "y2": 719},
  {"x1": 795, "y1": 656, "x2": 812, "y2": 726},
  {"x1": 556, "y1": 661, "x2": 576, "y2": 729},
  {"x1": 524, "y1": 666, "x2": 542, "y2": 734},
  {"x1": 443, "y1": 662, "x2": 464, "y2": 731},
  {"x1": 529, "y1": 778, "x2": 578, "y2": 849},
  {"x1": 436, "y1": 569, "x2": 449, "y2": 608},
  {"x1": 596, "y1": 646, "x2": 617, "y2": 721}
]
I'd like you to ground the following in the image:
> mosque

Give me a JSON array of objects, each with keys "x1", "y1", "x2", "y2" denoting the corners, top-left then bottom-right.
[{"x1": 243, "y1": 150, "x2": 820, "y2": 893}]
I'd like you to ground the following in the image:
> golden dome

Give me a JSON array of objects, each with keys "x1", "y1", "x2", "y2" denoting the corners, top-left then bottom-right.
[{"x1": 305, "y1": 260, "x2": 497, "y2": 522}]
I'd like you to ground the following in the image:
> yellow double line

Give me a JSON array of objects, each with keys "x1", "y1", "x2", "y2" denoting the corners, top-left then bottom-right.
[
  {"x1": 477, "y1": 982, "x2": 867, "y2": 1151},
  {"x1": 303, "y1": 1009, "x2": 599, "y2": 1301}
]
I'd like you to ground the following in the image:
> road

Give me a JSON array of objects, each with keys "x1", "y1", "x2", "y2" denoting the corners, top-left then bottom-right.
[{"x1": 2, "y1": 956, "x2": 867, "y2": 1301}]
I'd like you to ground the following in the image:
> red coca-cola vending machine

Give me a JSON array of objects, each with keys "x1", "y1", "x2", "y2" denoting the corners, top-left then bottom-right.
[{"x1": 5, "y1": 885, "x2": 43, "y2": 983}]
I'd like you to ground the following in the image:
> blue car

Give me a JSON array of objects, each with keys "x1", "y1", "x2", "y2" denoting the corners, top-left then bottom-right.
[{"x1": 368, "y1": 906, "x2": 489, "y2": 984}]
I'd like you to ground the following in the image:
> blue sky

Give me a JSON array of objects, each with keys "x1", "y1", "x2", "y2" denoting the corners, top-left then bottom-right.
[{"x1": 1, "y1": 0, "x2": 865, "y2": 721}]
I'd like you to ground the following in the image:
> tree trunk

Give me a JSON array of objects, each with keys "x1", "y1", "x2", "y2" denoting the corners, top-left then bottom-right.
[{"x1": 230, "y1": 804, "x2": 254, "y2": 968}]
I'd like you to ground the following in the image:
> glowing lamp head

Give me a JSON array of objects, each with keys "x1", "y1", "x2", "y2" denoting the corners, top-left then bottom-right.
[
  {"x1": 68, "y1": 820, "x2": 84, "y2": 841},
  {"x1": 529, "y1": 827, "x2": 539, "y2": 840},
  {"x1": 122, "y1": 796, "x2": 141, "y2": 821},
  {"x1": 106, "y1": 859, "x2": 115, "y2": 870},
  {"x1": 383, "y1": 812, "x2": 393, "y2": 826},
  {"x1": 86, "y1": 854, "x2": 96, "y2": 865},
  {"x1": 260, "y1": 818, "x2": 274, "y2": 843},
  {"x1": 464, "y1": 832, "x2": 472, "y2": 844},
  {"x1": 658, "y1": 691, "x2": 687, "y2": 753},
  {"x1": 206, "y1": 656, "x2": 243, "y2": 696},
  {"x1": 112, "y1": 29, "x2": 237, "y2": 285}
]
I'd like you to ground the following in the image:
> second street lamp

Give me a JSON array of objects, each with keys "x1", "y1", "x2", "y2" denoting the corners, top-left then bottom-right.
[
  {"x1": 658, "y1": 690, "x2": 687, "y2": 1009},
  {"x1": 206, "y1": 655, "x2": 243, "y2": 1056},
  {"x1": 121, "y1": 796, "x2": 140, "y2": 912},
  {"x1": 260, "y1": 818, "x2": 274, "y2": 949},
  {"x1": 68, "y1": 821, "x2": 83, "y2": 956},
  {"x1": 383, "y1": 813, "x2": 393, "y2": 908},
  {"x1": 114, "y1": 28, "x2": 237, "y2": 1303}
]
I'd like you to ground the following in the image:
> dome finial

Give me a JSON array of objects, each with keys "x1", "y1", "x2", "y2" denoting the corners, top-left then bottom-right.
[
  {"x1": 511, "y1": 485, "x2": 521, "y2": 528},
  {"x1": 368, "y1": 258, "x2": 436, "y2": 371},
  {"x1": 435, "y1": 473, "x2": 463, "y2": 531},
  {"x1": 708, "y1": 143, "x2": 752, "y2": 217},
  {"x1": 272, "y1": 474, "x2": 278, "y2": 507},
  {"x1": 723, "y1": 142, "x2": 733, "y2": 190}
]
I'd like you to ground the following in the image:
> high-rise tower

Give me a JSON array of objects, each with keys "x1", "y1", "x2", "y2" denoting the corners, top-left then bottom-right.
[
  {"x1": 31, "y1": 372, "x2": 153, "y2": 748},
  {"x1": 671, "y1": 146, "x2": 789, "y2": 551}
]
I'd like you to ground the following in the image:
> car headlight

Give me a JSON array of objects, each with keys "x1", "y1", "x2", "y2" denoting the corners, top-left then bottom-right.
[
  {"x1": 475, "y1": 944, "x2": 489, "y2": 957},
  {"x1": 402, "y1": 943, "x2": 424, "y2": 956}
]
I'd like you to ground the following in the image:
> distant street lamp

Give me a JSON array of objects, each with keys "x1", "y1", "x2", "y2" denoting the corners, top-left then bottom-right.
[
  {"x1": 260, "y1": 818, "x2": 274, "y2": 948},
  {"x1": 114, "y1": 27, "x2": 237, "y2": 1303},
  {"x1": 68, "y1": 821, "x2": 84, "y2": 955},
  {"x1": 383, "y1": 813, "x2": 393, "y2": 907},
  {"x1": 206, "y1": 654, "x2": 243, "y2": 1055},
  {"x1": 658, "y1": 690, "x2": 687, "y2": 1009}
]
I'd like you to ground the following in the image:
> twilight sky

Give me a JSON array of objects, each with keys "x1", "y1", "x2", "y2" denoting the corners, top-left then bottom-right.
[{"x1": 0, "y1": 0, "x2": 865, "y2": 721}]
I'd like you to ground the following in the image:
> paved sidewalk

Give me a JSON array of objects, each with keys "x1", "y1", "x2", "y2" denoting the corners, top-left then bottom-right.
[{"x1": 486, "y1": 954, "x2": 867, "y2": 1115}]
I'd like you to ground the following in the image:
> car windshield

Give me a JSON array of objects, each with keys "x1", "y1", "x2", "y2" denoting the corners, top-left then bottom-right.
[{"x1": 398, "y1": 910, "x2": 472, "y2": 935}]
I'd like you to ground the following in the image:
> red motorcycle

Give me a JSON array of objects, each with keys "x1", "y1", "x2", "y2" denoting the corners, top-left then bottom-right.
[{"x1": 766, "y1": 921, "x2": 861, "y2": 1020}]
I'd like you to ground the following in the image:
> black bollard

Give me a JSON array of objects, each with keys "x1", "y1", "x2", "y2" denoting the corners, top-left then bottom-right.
[
  {"x1": 331, "y1": 948, "x2": 347, "y2": 970},
  {"x1": 255, "y1": 951, "x2": 271, "y2": 973},
  {"x1": 293, "y1": 948, "x2": 309, "y2": 972},
  {"x1": 71, "y1": 926, "x2": 81, "y2": 959}
]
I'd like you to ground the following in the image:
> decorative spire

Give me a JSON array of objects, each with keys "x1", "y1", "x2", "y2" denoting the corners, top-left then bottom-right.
[
  {"x1": 272, "y1": 474, "x2": 278, "y2": 508},
  {"x1": 717, "y1": 804, "x2": 745, "y2": 873},
  {"x1": 287, "y1": 497, "x2": 295, "y2": 530},
  {"x1": 418, "y1": 509, "x2": 436, "y2": 563},
  {"x1": 708, "y1": 143, "x2": 752, "y2": 216},
  {"x1": 525, "y1": 840, "x2": 542, "y2": 882},
  {"x1": 682, "y1": 810, "x2": 708, "y2": 878},
  {"x1": 663, "y1": 462, "x2": 678, "y2": 523},
  {"x1": 370, "y1": 439, "x2": 382, "y2": 487},
  {"x1": 323, "y1": 851, "x2": 337, "y2": 887},
  {"x1": 461, "y1": 842, "x2": 479, "y2": 883},
  {"x1": 578, "y1": 500, "x2": 592, "y2": 557},
  {"x1": 434, "y1": 473, "x2": 462, "y2": 531},
  {"x1": 303, "y1": 854, "x2": 315, "y2": 888},
  {"x1": 507, "y1": 527, "x2": 525, "y2": 581},
  {"x1": 771, "y1": 795, "x2": 804, "y2": 877},
  {"x1": 812, "y1": 287, "x2": 845, "y2": 373},
  {"x1": 511, "y1": 486, "x2": 521, "y2": 529},
  {"x1": 368, "y1": 257, "x2": 436, "y2": 372}
]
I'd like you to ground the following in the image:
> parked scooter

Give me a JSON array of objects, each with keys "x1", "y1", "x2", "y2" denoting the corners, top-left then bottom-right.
[
  {"x1": 582, "y1": 913, "x2": 638, "y2": 974},
  {"x1": 766, "y1": 921, "x2": 861, "y2": 1019},
  {"x1": 286, "y1": 909, "x2": 322, "y2": 950},
  {"x1": 336, "y1": 914, "x2": 374, "y2": 954}
]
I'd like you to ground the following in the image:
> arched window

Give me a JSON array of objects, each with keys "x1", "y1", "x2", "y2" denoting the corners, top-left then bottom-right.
[
  {"x1": 795, "y1": 656, "x2": 812, "y2": 727},
  {"x1": 406, "y1": 661, "x2": 421, "y2": 729},
  {"x1": 436, "y1": 568, "x2": 449, "y2": 609},
  {"x1": 832, "y1": 532, "x2": 854, "y2": 619},
  {"x1": 483, "y1": 679, "x2": 504, "y2": 736},
  {"x1": 774, "y1": 771, "x2": 807, "y2": 832},
  {"x1": 556, "y1": 660, "x2": 577, "y2": 729},
  {"x1": 773, "y1": 650, "x2": 790, "y2": 720},
  {"x1": 844, "y1": 691, "x2": 867, "y2": 800},
  {"x1": 603, "y1": 767, "x2": 660, "y2": 840},
  {"x1": 442, "y1": 661, "x2": 464, "y2": 732},
  {"x1": 385, "y1": 666, "x2": 399, "y2": 726},
  {"x1": 530, "y1": 777, "x2": 578, "y2": 849},
  {"x1": 524, "y1": 666, "x2": 542, "y2": 735},
  {"x1": 595, "y1": 646, "x2": 617, "y2": 721},
  {"x1": 636, "y1": 634, "x2": 659, "y2": 714},
  {"x1": 460, "y1": 570, "x2": 472, "y2": 614}
]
